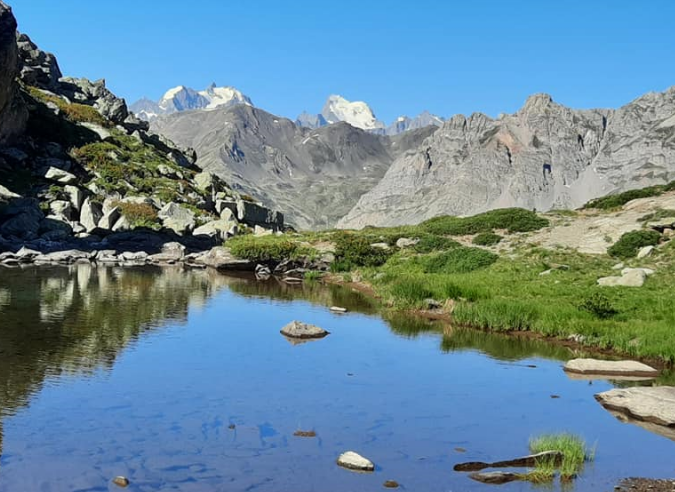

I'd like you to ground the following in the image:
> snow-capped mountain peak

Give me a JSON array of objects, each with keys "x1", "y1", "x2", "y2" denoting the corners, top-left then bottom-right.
[
  {"x1": 131, "y1": 84, "x2": 253, "y2": 121},
  {"x1": 321, "y1": 94, "x2": 385, "y2": 131}
]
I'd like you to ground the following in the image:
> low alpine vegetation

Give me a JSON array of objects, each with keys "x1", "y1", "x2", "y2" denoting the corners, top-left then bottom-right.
[
  {"x1": 607, "y1": 230, "x2": 661, "y2": 258},
  {"x1": 472, "y1": 232, "x2": 502, "y2": 246},
  {"x1": 421, "y1": 208, "x2": 549, "y2": 236}
]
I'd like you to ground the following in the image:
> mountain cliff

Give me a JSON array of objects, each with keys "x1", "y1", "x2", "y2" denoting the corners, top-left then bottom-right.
[
  {"x1": 152, "y1": 105, "x2": 437, "y2": 229},
  {"x1": 338, "y1": 89, "x2": 675, "y2": 228}
]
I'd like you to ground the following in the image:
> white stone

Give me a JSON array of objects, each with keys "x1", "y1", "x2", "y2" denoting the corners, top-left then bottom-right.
[
  {"x1": 596, "y1": 386, "x2": 675, "y2": 426},
  {"x1": 637, "y1": 245, "x2": 655, "y2": 259},
  {"x1": 564, "y1": 358, "x2": 658, "y2": 377},
  {"x1": 337, "y1": 451, "x2": 374, "y2": 471}
]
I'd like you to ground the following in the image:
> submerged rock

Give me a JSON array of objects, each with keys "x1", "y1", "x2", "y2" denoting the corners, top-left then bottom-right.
[
  {"x1": 383, "y1": 480, "x2": 400, "y2": 488},
  {"x1": 469, "y1": 471, "x2": 521, "y2": 485},
  {"x1": 595, "y1": 386, "x2": 675, "y2": 427},
  {"x1": 454, "y1": 451, "x2": 563, "y2": 471},
  {"x1": 280, "y1": 320, "x2": 329, "y2": 339},
  {"x1": 564, "y1": 358, "x2": 658, "y2": 378},
  {"x1": 337, "y1": 451, "x2": 374, "y2": 471}
]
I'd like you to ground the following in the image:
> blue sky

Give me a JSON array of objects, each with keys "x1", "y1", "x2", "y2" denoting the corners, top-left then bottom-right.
[{"x1": 9, "y1": 0, "x2": 675, "y2": 123}]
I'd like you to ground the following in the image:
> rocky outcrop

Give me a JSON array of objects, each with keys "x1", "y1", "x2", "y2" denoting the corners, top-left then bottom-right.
[
  {"x1": 339, "y1": 88, "x2": 675, "y2": 228},
  {"x1": 152, "y1": 105, "x2": 437, "y2": 229},
  {"x1": 16, "y1": 33, "x2": 62, "y2": 90},
  {"x1": 0, "y1": 15, "x2": 283, "y2": 253},
  {"x1": 0, "y1": 2, "x2": 27, "y2": 143}
]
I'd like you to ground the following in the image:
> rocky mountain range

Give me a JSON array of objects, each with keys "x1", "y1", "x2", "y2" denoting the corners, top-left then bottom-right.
[
  {"x1": 0, "y1": 0, "x2": 283, "y2": 258},
  {"x1": 130, "y1": 83, "x2": 252, "y2": 121},
  {"x1": 338, "y1": 89, "x2": 675, "y2": 228},
  {"x1": 295, "y1": 94, "x2": 445, "y2": 136},
  {"x1": 152, "y1": 105, "x2": 437, "y2": 229}
]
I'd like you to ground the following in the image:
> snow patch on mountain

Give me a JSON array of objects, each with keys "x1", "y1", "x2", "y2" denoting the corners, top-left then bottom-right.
[{"x1": 321, "y1": 95, "x2": 385, "y2": 131}]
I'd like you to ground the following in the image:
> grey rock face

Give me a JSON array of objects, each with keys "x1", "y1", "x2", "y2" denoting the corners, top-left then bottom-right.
[
  {"x1": 158, "y1": 202, "x2": 195, "y2": 235},
  {"x1": 295, "y1": 111, "x2": 327, "y2": 129},
  {"x1": 16, "y1": 32, "x2": 62, "y2": 90},
  {"x1": 0, "y1": 2, "x2": 27, "y2": 144},
  {"x1": 59, "y1": 77, "x2": 129, "y2": 124},
  {"x1": 152, "y1": 105, "x2": 437, "y2": 229},
  {"x1": 339, "y1": 88, "x2": 675, "y2": 229}
]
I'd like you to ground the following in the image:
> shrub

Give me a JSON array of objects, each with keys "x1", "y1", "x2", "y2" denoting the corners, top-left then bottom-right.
[
  {"x1": 472, "y1": 232, "x2": 502, "y2": 246},
  {"x1": 413, "y1": 234, "x2": 461, "y2": 253},
  {"x1": 116, "y1": 202, "x2": 159, "y2": 229},
  {"x1": 422, "y1": 247, "x2": 498, "y2": 274},
  {"x1": 607, "y1": 230, "x2": 661, "y2": 259},
  {"x1": 578, "y1": 292, "x2": 618, "y2": 319},
  {"x1": 421, "y1": 208, "x2": 548, "y2": 236},
  {"x1": 228, "y1": 235, "x2": 298, "y2": 262},
  {"x1": 584, "y1": 186, "x2": 667, "y2": 210},
  {"x1": 333, "y1": 233, "x2": 392, "y2": 269}
]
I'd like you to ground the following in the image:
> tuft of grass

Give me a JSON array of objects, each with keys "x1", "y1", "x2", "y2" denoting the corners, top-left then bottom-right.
[
  {"x1": 578, "y1": 292, "x2": 618, "y2": 319},
  {"x1": 607, "y1": 230, "x2": 661, "y2": 259},
  {"x1": 529, "y1": 433, "x2": 592, "y2": 481},
  {"x1": 472, "y1": 232, "x2": 503, "y2": 246},
  {"x1": 421, "y1": 208, "x2": 549, "y2": 236}
]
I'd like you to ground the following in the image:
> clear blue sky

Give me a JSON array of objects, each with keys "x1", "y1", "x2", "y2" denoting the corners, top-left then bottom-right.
[{"x1": 9, "y1": 0, "x2": 675, "y2": 123}]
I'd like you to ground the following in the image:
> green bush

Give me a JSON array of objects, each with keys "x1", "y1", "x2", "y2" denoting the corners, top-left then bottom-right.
[
  {"x1": 578, "y1": 292, "x2": 618, "y2": 319},
  {"x1": 228, "y1": 235, "x2": 299, "y2": 262},
  {"x1": 584, "y1": 186, "x2": 669, "y2": 210},
  {"x1": 422, "y1": 247, "x2": 498, "y2": 274},
  {"x1": 333, "y1": 233, "x2": 392, "y2": 270},
  {"x1": 413, "y1": 234, "x2": 461, "y2": 253},
  {"x1": 607, "y1": 230, "x2": 661, "y2": 259},
  {"x1": 422, "y1": 208, "x2": 548, "y2": 236},
  {"x1": 472, "y1": 232, "x2": 503, "y2": 246}
]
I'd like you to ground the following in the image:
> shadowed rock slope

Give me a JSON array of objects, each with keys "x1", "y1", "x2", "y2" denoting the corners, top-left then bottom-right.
[{"x1": 338, "y1": 89, "x2": 675, "y2": 228}]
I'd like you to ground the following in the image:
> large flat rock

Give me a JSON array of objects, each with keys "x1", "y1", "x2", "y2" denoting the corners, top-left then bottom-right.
[
  {"x1": 564, "y1": 358, "x2": 658, "y2": 378},
  {"x1": 595, "y1": 386, "x2": 675, "y2": 427}
]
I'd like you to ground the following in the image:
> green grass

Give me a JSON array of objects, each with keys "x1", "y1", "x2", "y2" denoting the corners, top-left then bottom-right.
[
  {"x1": 27, "y1": 86, "x2": 109, "y2": 127},
  {"x1": 608, "y1": 230, "x2": 662, "y2": 259},
  {"x1": 421, "y1": 208, "x2": 549, "y2": 236},
  {"x1": 528, "y1": 433, "x2": 593, "y2": 482},
  {"x1": 420, "y1": 247, "x2": 498, "y2": 274}
]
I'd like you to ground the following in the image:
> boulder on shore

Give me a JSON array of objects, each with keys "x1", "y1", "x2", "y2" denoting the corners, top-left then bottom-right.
[
  {"x1": 595, "y1": 386, "x2": 675, "y2": 427},
  {"x1": 280, "y1": 320, "x2": 329, "y2": 339},
  {"x1": 337, "y1": 451, "x2": 374, "y2": 472},
  {"x1": 564, "y1": 358, "x2": 658, "y2": 378}
]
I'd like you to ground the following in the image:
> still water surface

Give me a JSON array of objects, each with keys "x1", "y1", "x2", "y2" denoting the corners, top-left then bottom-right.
[{"x1": 0, "y1": 265, "x2": 673, "y2": 491}]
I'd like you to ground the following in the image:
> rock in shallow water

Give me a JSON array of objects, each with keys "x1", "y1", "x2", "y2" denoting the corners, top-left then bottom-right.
[
  {"x1": 469, "y1": 471, "x2": 521, "y2": 484},
  {"x1": 564, "y1": 358, "x2": 658, "y2": 378},
  {"x1": 337, "y1": 451, "x2": 374, "y2": 471},
  {"x1": 112, "y1": 476, "x2": 129, "y2": 487},
  {"x1": 595, "y1": 386, "x2": 675, "y2": 427},
  {"x1": 280, "y1": 320, "x2": 329, "y2": 339}
]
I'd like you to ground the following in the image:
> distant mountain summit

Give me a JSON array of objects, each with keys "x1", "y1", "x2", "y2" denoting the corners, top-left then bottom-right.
[
  {"x1": 131, "y1": 83, "x2": 252, "y2": 120},
  {"x1": 296, "y1": 95, "x2": 444, "y2": 135}
]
